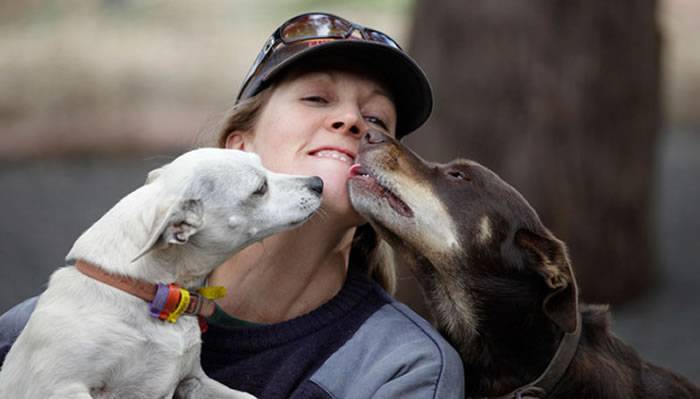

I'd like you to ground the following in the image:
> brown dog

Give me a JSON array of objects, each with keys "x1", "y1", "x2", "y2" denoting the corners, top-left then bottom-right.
[{"x1": 348, "y1": 130, "x2": 699, "y2": 399}]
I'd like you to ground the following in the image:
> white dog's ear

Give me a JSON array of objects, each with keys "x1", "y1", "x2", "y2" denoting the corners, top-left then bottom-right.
[
  {"x1": 145, "y1": 167, "x2": 163, "y2": 184},
  {"x1": 132, "y1": 198, "x2": 204, "y2": 262}
]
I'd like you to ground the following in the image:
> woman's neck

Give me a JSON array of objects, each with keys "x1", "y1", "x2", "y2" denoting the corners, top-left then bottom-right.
[{"x1": 208, "y1": 220, "x2": 356, "y2": 324}]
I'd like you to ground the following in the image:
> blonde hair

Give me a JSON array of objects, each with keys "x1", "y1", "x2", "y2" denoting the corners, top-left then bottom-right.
[{"x1": 216, "y1": 86, "x2": 397, "y2": 294}]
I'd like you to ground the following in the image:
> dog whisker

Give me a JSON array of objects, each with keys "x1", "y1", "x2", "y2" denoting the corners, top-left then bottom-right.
[{"x1": 312, "y1": 206, "x2": 329, "y2": 222}]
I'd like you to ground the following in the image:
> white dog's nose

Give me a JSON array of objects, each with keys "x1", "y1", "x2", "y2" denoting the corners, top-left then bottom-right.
[{"x1": 308, "y1": 176, "x2": 323, "y2": 196}]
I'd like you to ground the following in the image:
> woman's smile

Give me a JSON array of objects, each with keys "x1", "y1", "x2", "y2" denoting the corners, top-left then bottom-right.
[{"x1": 308, "y1": 147, "x2": 356, "y2": 165}]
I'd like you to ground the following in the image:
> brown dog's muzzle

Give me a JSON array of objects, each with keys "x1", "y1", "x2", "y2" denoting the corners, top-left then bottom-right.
[{"x1": 348, "y1": 130, "x2": 461, "y2": 261}]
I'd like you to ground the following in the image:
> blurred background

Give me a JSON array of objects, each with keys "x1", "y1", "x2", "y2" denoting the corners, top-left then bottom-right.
[{"x1": 1, "y1": 0, "x2": 697, "y2": 383}]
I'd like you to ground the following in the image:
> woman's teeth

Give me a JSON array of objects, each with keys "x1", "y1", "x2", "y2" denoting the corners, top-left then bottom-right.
[{"x1": 313, "y1": 150, "x2": 353, "y2": 164}]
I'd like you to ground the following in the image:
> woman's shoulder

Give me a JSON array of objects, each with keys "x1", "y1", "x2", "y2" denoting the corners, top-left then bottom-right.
[
  {"x1": 364, "y1": 299, "x2": 459, "y2": 358},
  {"x1": 0, "y1": 297, "x2": 39, "y2": 365},
  {"x1": 307, "y1": 297, "x2": 465, "y2": 398}
]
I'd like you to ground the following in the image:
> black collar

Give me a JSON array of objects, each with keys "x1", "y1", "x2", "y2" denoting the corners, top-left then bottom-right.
[{"x1": 469, "y1": 313, "x2": 582, "y2": 399}]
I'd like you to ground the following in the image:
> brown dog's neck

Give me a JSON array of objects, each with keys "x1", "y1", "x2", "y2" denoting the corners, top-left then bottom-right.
[
  {"x1": 465, "y1": 277, "x2": 566, "y2": 397},
  {"x1": 441, "y1": 288, "x2": 699, "y2": 399},
  {"x1": 414, "y1": 256, "x2": 566, "y2": 397}
]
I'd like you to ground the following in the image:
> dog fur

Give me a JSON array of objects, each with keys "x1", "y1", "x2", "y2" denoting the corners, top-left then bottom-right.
[
  {"x1": 0, "y1": 148, "x2": 322, "y2": 399},
  {"x1": 349, "y1": 131, "x2": 699, "y2": 398}
]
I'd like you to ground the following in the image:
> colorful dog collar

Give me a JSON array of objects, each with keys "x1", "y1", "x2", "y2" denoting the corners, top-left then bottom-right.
[{"x1": 74, "y1": 259, "x2": 226, "y2": 328}]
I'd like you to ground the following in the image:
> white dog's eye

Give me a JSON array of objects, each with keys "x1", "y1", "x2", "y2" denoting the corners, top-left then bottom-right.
[{"x1": 253, "y1": 179, "x2": 268, "y2": 196}]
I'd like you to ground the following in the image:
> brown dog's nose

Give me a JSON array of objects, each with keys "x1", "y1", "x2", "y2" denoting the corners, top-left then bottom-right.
[{"x1": 364, "y1": 130, "x2": 388, "y2": 145}]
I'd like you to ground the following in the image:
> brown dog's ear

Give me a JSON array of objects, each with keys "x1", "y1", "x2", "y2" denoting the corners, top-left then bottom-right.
[{"x1": 515, "y1": 228, "x2": 579, "y2": 333}]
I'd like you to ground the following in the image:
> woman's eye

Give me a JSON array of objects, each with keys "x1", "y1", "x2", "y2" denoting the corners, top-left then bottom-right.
[
  {"x1": 253, "y1": 180, "x2": 268, "y2": 196},
  {"x1": 302, "y1": 96, "x2": 328, "y2": 104},
  {"x1": 365, "y1": 116, "x2": 388, "y2": 130}
]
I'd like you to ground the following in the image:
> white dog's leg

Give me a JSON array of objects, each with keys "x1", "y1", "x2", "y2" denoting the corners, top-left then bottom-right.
[{"x1": 175, "y1": 372, "x2": 256, "y2": 399}]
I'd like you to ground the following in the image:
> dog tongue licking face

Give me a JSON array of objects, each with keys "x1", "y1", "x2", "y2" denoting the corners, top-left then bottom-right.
[{"x1": 349, "y1": 164, "x2": 365, "y2": 176}]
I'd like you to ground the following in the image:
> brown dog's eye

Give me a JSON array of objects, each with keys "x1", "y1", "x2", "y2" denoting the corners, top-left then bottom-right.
[{"x1": 447, "y1": 170, "x2": 470, "y2": 181}]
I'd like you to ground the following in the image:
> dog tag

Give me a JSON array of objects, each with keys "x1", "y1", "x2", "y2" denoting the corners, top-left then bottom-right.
[{"x1": 198, "y1": 286, "x2": 227, "y2": 300}]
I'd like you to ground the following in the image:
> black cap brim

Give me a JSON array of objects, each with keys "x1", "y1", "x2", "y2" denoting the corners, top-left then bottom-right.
[{"x1": 237, "y1": 39, "x2": 432, "y2": 138}]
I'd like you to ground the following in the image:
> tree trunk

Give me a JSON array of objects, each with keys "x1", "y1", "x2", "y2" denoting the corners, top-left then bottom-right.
[{"x1": 403, "y1": 0, "x2": 661, "y2": 306}]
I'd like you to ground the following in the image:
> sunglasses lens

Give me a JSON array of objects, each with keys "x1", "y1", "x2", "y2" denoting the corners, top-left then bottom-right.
[
  {"x1": 240, "y1": 14, "x2": 406, "y2": 100},
  {"x1": 367, "y1": 30, "x2": 401, "y2": 49},
  {"x1": 281, "y1": 14, "x2": 352, "y2": 42}
]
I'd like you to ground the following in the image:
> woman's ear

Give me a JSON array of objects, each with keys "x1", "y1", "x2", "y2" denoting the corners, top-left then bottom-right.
[{"x1": 225, "y1": 131, "x2": 248, "y2": 150}]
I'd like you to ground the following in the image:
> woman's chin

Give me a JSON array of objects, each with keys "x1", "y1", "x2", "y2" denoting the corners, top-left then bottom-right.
[{"x1": 318, "y1": 187, "x2": 364, "y2": 226}]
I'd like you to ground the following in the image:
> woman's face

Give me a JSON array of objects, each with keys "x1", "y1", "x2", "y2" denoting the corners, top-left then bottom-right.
[{"x1": 228, "y1": 69, "x2": 397, "y2": 228}]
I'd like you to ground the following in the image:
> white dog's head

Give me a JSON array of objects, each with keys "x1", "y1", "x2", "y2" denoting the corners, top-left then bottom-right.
[{"x1": 129, "y1": 148, "x2": 322, "y2": 278}]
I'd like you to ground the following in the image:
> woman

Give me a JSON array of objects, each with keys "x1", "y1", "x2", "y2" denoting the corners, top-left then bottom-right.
[{"x1": 0, "y1": 12, "x2": 464, "y2": 398}]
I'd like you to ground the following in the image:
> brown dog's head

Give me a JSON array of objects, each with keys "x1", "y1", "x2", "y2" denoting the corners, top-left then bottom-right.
[{"x1": 348, "y1": 131, "x2": 579, "y2": 339}]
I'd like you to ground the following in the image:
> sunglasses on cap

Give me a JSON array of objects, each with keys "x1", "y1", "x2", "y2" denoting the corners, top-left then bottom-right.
[{"x1": 240, "y1": 12, "x2": 402, "y2": 94}]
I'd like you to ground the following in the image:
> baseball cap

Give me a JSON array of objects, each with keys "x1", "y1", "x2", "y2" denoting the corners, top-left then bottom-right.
[{"x1": 236, "y1": 12, "x2": 433, "y2": 138}]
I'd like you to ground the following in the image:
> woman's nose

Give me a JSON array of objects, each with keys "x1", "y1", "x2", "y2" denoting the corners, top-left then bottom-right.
[{"x1": 328, "y1": 109, "x2": 367, "y2": 136}]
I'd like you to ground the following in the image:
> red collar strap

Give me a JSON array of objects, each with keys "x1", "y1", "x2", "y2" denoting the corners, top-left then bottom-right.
[{"x1": 75, "y1": 260, "x2": 222, "y2": 330}]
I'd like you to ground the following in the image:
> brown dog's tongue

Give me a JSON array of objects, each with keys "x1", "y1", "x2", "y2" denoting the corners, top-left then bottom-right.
[{"x1": 348, "y1": 164, "x2": 365, "y2": 176}]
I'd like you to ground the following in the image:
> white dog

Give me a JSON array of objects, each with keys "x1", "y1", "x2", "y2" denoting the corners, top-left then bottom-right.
[{"x1": 0, "y1": 148, "x2": 323, "y2": 398}]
